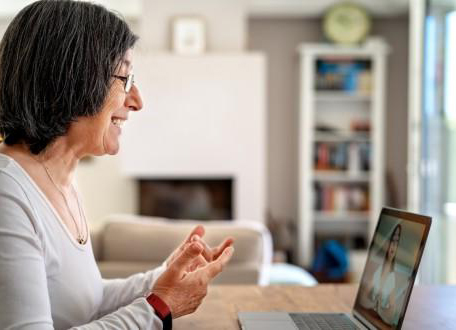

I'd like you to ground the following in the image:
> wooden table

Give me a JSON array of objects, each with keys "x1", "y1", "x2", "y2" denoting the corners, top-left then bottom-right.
[{"x1": 173, "y1": 284, "x2": 456, "y2": 329}]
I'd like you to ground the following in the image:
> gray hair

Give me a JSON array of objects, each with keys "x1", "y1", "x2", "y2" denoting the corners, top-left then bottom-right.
[{"x1": 0, "y1": 0, "x2": 138, "y2": 154}]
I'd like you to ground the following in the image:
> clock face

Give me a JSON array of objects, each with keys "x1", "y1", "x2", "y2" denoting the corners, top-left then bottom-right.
[{"x1": 323, "y1": 3, "x2": 371, "y2": 44}]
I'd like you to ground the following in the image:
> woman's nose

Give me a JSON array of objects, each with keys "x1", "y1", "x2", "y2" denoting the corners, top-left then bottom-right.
[{"x1": 125, "y1": 83, "x2": 143, "y2": 111}]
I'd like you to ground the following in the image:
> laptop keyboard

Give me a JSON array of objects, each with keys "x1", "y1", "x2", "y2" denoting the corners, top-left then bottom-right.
[{"x1": 289, "y1": 313, "x2": 360, "y2": 330}]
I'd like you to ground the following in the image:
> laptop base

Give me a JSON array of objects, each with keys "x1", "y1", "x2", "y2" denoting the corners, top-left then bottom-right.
[{"x1": 239, "y1": 312, "x2": 363, "y2": 330}]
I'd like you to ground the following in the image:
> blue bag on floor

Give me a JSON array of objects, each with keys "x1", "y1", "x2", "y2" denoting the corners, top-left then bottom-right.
[{"x1": 311, "y1": 240, "x2": 348, "y2": 280}]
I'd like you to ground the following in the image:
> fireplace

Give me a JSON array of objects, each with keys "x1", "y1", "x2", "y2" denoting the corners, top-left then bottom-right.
[{"x1": 139, "y1": 178, "x2": 233, "y2": 220}]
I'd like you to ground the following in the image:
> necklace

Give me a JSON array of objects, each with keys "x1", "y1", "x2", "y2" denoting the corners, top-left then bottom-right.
[{"x1": 42, "y1": 163, "x2": 87, "y2": 244}]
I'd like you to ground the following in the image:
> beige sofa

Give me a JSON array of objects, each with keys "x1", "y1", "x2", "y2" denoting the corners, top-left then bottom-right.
[{"x1": 90, "y1": 214, "x2": 273, "y2": 285}]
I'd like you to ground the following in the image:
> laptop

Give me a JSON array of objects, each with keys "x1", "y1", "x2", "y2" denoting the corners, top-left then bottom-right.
[{"x1": 238, "y1": 207, "x2": 432, "y2": 330}]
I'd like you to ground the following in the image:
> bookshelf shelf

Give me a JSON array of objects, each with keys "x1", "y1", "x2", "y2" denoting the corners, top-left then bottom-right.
[
  {"x1": 314, "y1": 215, "x2": 369, "y2": 235},
  {"x1": 313, "y1": 171, "x2": 370, "y2": 182},
  {"x1": 314, "y1": 211, "x2": 370, "y2": 222},
  {"x1": 298, "y1": 42, "x2": 388, "y2": 267},
  {"x1": 315, "y1": 91, "x2": 372, "y2": 102},
  {"x1": 314, "y1": 132, "x2": 370, "y2": 143}
]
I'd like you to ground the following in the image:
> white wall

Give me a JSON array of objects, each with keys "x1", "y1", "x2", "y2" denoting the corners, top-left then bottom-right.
[
  {"x1": 76, "y1": 156, "x2": 137, "y2": 223},
  {"x1": 120, "y1": 53, "x2": 266, "y2": 222}
]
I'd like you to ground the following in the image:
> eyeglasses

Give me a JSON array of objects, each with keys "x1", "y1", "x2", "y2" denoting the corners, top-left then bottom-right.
[{"x1": 113, "y1": 74, "x2": 134, "y2": 93}]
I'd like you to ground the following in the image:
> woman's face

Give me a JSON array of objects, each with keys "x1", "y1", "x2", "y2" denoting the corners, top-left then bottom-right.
[
  {"x1": 75, "y1": 49, "x2": 143, "y2": 156},
  {"x1": 387, "y1": 227, "x2": 401, "y2": 261}
]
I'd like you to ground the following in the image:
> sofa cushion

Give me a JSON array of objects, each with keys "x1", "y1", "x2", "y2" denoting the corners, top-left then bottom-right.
[{"x1": 102, "y1": 216, "x2": 267, "y2": 265}]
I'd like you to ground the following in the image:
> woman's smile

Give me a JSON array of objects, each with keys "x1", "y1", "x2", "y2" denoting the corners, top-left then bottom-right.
[{"x1": 111, "y1": 117, "x2": 126, "y2": 128}]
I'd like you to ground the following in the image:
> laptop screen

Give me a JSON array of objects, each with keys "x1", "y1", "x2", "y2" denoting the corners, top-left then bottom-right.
[{"x1": 352, "y1": 208, "x2": 431, "y2": 330}]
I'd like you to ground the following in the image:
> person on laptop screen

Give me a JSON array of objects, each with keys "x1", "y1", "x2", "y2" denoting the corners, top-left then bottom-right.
[
  {"x1": 357, "y1": 216, "x2": 425, "y2": 328},
  {"x1": 364, "y1": 224, "x2": 403, "y2": 325}
]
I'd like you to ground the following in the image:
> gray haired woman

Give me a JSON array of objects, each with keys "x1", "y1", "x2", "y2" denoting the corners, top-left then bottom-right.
[{"x1": 0, "y1": 1, "x2": 234, "y2": 329}]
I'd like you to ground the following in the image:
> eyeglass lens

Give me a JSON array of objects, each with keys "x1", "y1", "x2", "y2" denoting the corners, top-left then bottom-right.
[{"x1": 125, "y1": 74, "x2": 134, "y2": 93}]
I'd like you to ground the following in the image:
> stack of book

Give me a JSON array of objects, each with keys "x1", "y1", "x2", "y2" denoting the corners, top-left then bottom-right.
[
  {"x1": 314, "y1": 184, "x2": 369, "y2": 212},
  {"x1": 314, "y1": 142, "x2": 370, "y2": 173}
]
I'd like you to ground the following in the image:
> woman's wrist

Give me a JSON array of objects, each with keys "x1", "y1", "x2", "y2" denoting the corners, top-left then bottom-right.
[{"x1": 145, "y1": 292, "x2": 172, "y2": 330}]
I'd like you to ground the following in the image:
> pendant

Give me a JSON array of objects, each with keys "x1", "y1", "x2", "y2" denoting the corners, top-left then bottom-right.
[{"x1": 77, "y1": 236, "x2": 84, "y2": 244}]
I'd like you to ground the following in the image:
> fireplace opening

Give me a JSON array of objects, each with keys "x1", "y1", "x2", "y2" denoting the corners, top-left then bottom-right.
[{"x1": 139, "y1": 178, "x2": 233, "y2": 220}]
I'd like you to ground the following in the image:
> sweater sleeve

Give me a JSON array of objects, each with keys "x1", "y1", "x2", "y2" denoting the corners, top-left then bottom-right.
[
  {"x1": 0, "y1": 178, "x2": 54, "y2": 330},
  {"x1": 71, "y1": 265, "x2": 167, "y2": 329},
  {"x1": 0, "y1": 173, "x2": 164, "y2": 330},
  {"x1": 71, "y1": 298, "x2": 163, "y2": 330},
  {"x1": 96, "y1": 265, "x2": 167, "y2": 317}
]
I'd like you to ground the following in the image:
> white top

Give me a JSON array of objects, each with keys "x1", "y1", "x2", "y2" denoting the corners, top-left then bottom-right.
[
  {"x1": 370, "y1": 265, "x2": 401, "y2": 326},
  {"x1": 371, "y1": 266, "x2": 396, "y2": 309},
  {"x1": 0, "y1": 153, "x2": 165, "y2": 329}
]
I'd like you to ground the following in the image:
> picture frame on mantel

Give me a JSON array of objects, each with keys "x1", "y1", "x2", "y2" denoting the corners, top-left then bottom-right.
[{"x1": 171, "y1": 16, "x2": 206, "y2": 55}]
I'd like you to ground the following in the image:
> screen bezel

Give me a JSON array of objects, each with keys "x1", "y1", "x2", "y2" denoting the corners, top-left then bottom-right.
[{"x1": 352, "y1": 207, "x2": 432, "y2": 330}]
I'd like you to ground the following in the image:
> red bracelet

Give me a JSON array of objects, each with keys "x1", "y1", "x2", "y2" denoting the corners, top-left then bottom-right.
[{"x1": 146, "y1": 293, "x2": 172, "y2": 330}]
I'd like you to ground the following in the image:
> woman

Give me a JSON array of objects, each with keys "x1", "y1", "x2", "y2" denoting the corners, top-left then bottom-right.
[
  {"x1": 0, "y1": 1, "x2": 234, "y2": 329},
  {"x1": 367, "y1": 224, "x2": 402, "y2": 325}
]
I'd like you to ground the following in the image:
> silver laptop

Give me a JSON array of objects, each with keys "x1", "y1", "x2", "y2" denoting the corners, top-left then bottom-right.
[{"x1": 239, "y1": 207, "x2": 431, "y2": 330}]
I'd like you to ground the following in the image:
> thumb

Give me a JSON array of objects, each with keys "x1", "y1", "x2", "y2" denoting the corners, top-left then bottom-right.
[{"x1": 169, "y1": 241, "x2": 203, "y2": 278}]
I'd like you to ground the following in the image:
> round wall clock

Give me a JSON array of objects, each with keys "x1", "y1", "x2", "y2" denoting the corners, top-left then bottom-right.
[{"x1": 323, "y1": 3, "x2": 371, "y2": 45}]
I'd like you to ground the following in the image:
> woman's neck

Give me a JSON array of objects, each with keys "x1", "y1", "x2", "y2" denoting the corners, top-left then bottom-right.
[
  {"x1": 381, "y1": 258, "x2": 394, "y2": 278},
  {"x1": 0, "y1": 137, "x2": 85, "y2": 188}
]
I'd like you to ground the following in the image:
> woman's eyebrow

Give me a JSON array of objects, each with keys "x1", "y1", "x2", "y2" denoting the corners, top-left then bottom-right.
[{"x1": 122, "y1": 59, "x2": 132, "y2": 70}]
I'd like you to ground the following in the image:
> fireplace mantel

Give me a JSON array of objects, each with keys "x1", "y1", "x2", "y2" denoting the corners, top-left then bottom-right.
[{"x1": 120, "y1": 53, "x2": 266, "y2": 223}]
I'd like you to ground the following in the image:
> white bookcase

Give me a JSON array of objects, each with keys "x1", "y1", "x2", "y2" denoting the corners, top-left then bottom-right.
[{"x1": 297, "y1": 42, "x2": 389, "y2": 267}]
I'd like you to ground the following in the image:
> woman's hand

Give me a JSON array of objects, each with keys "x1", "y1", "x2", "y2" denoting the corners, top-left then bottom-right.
[
  {"x1": 152, "y1": 241, "x2": 234, "y2": 318},
  {"x1": 165, "y1": 225, "x2": 234, "y2": 271}
]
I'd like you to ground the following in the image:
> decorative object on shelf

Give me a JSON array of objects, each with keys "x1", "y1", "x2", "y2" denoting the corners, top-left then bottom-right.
[
  {"x1": 323, "y1": 2, "x2": 371, "y2": 45},
  {"x1": 171, "y1": 16, "x2": 206, "y2": 55}
]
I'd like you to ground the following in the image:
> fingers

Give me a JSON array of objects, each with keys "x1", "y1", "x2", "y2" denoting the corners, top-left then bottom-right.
[
  {"x1": 169, "y1": 241, "x2": 204, "y2": 279},
  {"x1": 203, "y1": 246, "x2": 234, "y2": 280},
  {"x1": 184, "y1": 225, "x2": 205, "y2": 244},
  {"x1": 166, "y1": 225, "x2": 205, "y2": 268},
  {"x1": 211, "y1": 237, "x2": 234, "y2": 260},
  {"x1": 192, "y1": 235, "x2": 234, "y2": 262},
  {"x1": 191, "y1": 235, "x2": 213, "y2": 261}
]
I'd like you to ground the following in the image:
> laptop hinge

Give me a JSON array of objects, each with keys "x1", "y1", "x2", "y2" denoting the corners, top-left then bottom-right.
[{"x1": 352, "y1": 311, "x2": 377, "y2": 330}]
